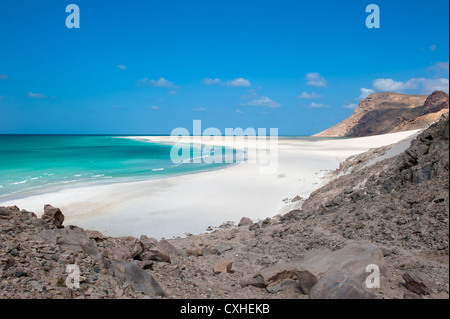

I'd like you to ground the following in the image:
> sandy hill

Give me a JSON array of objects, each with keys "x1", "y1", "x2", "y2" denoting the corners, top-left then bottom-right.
[{"x1": 315, "y1": 91, "x2": 449, "y2": 137}]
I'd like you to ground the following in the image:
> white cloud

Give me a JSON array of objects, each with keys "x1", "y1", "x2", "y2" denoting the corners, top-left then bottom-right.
[
  {"x1": 247, "y1": 96, "x2": 281, "y2": 108},
  {"x1": 372, "y1": 78, "x2": 449, "y2": 94},
  {"x1": 227, "y1": 78, "x2": 251, "y2": 87},
  {"x1": 430, "y1": 44, "x2": 437, "y2": 51},
  {"x1": 117, "y1": 65, "x2": 127, "y2": 70},
  {"x1": 203, "y1": 77, "x2": 251, "y2": 87},
  {"x1": 431, "y1": 62, "x2": 449, "y2": 75},
  {"x1": 168, "y1": 90, "x2": 178, "y2": 95},
  {"x1": 241, "y1": 89, "x2": 281, "y2": 108},
  {"x1": 343, "y1": 103, "x2": 358, "y2": 109},
  {"x1": 203, "y1": 78, "x2": 221, "y2": 85},
  {"x1": 359, "y1": 88, "x2": 375, "y2": 99},
  {"x1": 305, "y1": 72, "x2": 327, "y2": 88},
  {"x1": 149, "y1": 106, "x2": 160, "y2": 110},
  {"x1": 373, "y1": 78, "x2": 417, "y2": 92},
  {"x1": 0, "y1": 75, "x2": 8, "y2": 80},
  {"x1": 414, "y1": 78, "x2": 449, "y2": 93},
  {"x1": 435, "y1": 62, "x2": 449, "y2": 72},
  {"x1": 236, "y1": 109, "x2": 243, "y2": 114},
  {"x1": 241, "y1": 89, "x2": 258, "y2": 99},
  {"x1": 27, "y1": 92, "x2": 48, "y2": 99},
  {"x1": 309, "y1": 102, "x2": 330, "y2": 108},
  {"x1": 298, "y1": 92, "x2": 323, "y2": 99},
  {"x1": 136, "y1": 77, "x2": 176, "y2": 88},
  {"x1": 193, "y1": 107, "x2": 206, "y2": 112}
]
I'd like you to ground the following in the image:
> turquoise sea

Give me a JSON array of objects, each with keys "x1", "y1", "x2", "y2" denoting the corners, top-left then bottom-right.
[{"x1": 0, "y1": 135, "x2": 237, "y2": 200}]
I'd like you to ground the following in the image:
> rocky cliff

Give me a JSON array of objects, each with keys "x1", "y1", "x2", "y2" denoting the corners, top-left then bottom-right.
[{"x1": 315, "y1": 91, "x2": 449, "y2": 137}]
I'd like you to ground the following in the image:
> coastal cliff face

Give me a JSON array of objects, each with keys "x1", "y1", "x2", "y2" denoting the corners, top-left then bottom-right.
[
  {"x1": 303, "y1": 113, "x2": 449, "y2": 248},
  {"x1": 315, "y1": 91, "x2": 449, "y2": 137}
]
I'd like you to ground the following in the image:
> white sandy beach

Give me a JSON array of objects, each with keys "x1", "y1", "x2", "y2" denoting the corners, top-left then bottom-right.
[{"x1": 0, "y1": 130, "x2": 419, "y2": 239}]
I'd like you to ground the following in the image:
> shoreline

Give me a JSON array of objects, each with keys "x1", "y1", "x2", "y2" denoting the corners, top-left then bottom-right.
[
  {"x1": 0, "y1": 137, "x2": 245, "y2": 203},
  {"x1": 0, "y1": 130, "x2": 420, "y2": 239},
  {"x1": 0, "y1": 157, "x2": 243, "y2": 204}
]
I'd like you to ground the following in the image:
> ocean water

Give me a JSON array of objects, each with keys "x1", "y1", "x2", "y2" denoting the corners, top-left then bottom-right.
[{"x1": 0, "y1": 135, "x2": 238, "y2": 199}]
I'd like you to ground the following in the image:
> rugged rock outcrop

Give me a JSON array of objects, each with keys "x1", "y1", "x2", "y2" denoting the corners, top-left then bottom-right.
[
  {"x1": 42, "y1": 205, "x2": 64, "y2": 229},
  {"x1": 239, "y1": 243, "x2": 385, "y2": 298},
  {"x1": 0, "y1": 205, "x2": 167, "y2": 299},
  {"x1": 302, "y1": 114, "x2": 449, "y2": 253},
  {"x1": 315, "y1": 91, "x2": 449, "y2": 137}
]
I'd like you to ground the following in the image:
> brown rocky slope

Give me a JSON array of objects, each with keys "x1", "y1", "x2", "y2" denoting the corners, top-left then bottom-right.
[
  {"x1": 0, "y1": 115, "x2": 448, "y2": 299},
  {"x1": 315, "y1": 91, "x2": 449, "y2": 137}
]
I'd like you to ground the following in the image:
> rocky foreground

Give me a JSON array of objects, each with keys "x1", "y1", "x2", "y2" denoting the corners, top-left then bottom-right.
[{"x1": 0, "y1": 115, "x2": 448, "y2": 299}]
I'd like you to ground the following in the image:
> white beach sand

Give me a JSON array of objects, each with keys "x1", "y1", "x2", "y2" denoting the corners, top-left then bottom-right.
[{"x1": 0, "y1": 130, "x2": 419, "y2": 239}]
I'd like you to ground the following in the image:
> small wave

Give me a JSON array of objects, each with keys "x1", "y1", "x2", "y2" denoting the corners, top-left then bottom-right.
[
  {"x1": 30, "y1": 177, "x2": 39, "y2": 180},
  {"x1": 152, "y1": 168, "x2": 165, "y2": 171},
  {"x1": 62, "y1": 180, "x2": 76, "y2": 184},
  {"x1": 11, "y1": 180, "x2": 28, "y2": 185},
  {"x1": 74, "y1": 174, "x2": 82, "y2": 177},
  {"x1": 92, "y1": 174, "x2": 105, "y2": 178}
]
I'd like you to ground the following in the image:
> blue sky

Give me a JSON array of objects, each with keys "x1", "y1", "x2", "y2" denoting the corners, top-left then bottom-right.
[{"x1": 0, "y1": 0, "x2": 449, "y2": 135}]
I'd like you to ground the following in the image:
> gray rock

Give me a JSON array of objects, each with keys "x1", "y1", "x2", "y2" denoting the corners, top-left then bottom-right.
[
  {"x1": 219, "y1": 221, "x2": 235, "y2": 229},
  {"x1": 240, "y1": 259, "x2": 308, "y2": 289},
  {"x1": 296, "y1": 270, "x2": 318, "y2": 295},
  {"x1": 137, "y1": 260, "x2": 154, "y2": 270},
  {"x1": 0, "y1": 207, "x2": 11, "y2": 217},
  {"x1": 111, "y1": 247, "x2": 132, "y2": 262},
  {"x1": 15, "y1": 271, "x2": 28, "y2": 278},
  {"x1": 262, "y1": 217, "x2": 271, "y2": 227},
  {"x1": 139, "y1": 236, "x2": 171, "y2": 262},
  {"x1": 9, "y1": 248, "x2": 19, "y2": 257},
  {"x1": 111, "y1": 236, "x2": 143, "y2": 259},
  {"x1": 213, "y1": 260, "x2": 233, "y2": 274},
  {"x1": 214, "y1": 244, "x2": 233, "y2": 255},
  {"x1": 309, "y1": 270, "x2": 379, "y2": 299},
  {"x1": 36, "y1": 226, "x2": 104, "y2": 265},
  {"x1": 85, "y1": 230, "x2": 108, "y2": 242},
  {"x1": 42, "y1": 204, "x2": 65, "y2": 228},
  {"x1": 31, "y1": 219, "x2": 48, "y2": 229},
  {"x1": 186, "y1": 246, "x2": 203, "y2": 257},
  {"x1": 260, "y1": 261, "x2": 300, "y2": 285},
  {"x1": 239, "y1": 274, "x2": 266, "y2": 288},
  {"x1": 295, "y1": 244, "x2": 385, "y2": 295},
  {"x1": 112, "y1": 261, "x2": 165, "y2": 297},
  {"x1": 266, "y1": 279, "x2": 299, "y2": 294},
  {"x1": 159, "y1": 239, "x2": 180, "y2": 257},
  {"x1": 402, "y1": 272, "x2": 430, "y2": 295},
  {"x1": 238, "y1": 217, "x2": 253, "y2": 227}
]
